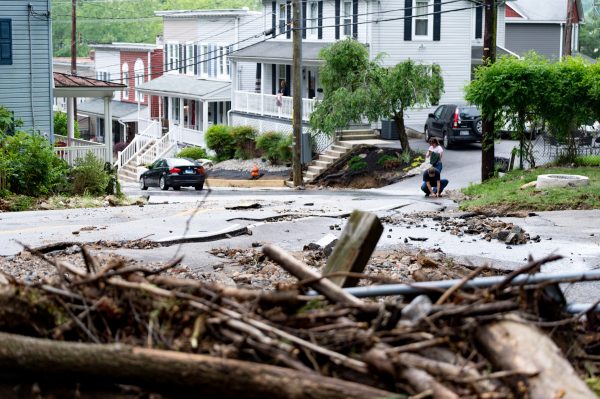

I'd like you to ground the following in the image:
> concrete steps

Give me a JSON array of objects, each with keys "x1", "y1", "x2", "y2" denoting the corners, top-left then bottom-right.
[
  {"x1": 303, "y1": 141, "x2": 355, "y2": 182},
  {"x1": 339, "y1": 128, "x2": 379, "y2": 141},
  {"x1": 117, "y1": 137, "x2": 157, "y2": 184}
]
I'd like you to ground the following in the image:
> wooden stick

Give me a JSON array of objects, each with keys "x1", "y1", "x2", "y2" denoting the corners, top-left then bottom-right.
[
  {"x1": 263, "y1": 245, "x2": 364, "y2": 307},
  {"x1": 399, "y1": 368, "x2": 459, "y2": 399},
  {"x1": 0, "y1": 332, "x2": 396, "y2": 399},
  {"x1": 435, "y1": 266, "x2": 488, "y2": 305}
]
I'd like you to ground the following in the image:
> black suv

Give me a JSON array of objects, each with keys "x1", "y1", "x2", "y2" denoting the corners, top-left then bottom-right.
[{"x1": 424, "y1": 105, "x2": 482, "y2": 148}]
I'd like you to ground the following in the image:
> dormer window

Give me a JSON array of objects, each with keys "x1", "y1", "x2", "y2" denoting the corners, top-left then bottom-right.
[{"x1": 308, "y1": 0, "x2": 318, "y2": 37}]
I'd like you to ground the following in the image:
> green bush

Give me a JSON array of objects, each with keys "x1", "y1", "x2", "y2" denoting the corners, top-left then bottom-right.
[
  {"x1": 231, "y1": 126, "x2": 258, "y2": 159},
  {"x1": 176, "y1": 146, "x2": 208, "y2": 160},
  {"x1": 70, "y1": 152, "x2": 109, "y2": 196},
  {"x1": 9, "y1": 195, "x2": 34, "y2": 212},
  {"x1": 256, "y1": 131, "x2": 288, "y2": 164},
  {"x1": 205, "y1": 125, "x2": 235, "y2": 162},
  {"x1": 1, "y1": 131, "x2": 69, "y2": 196},
  {"x1": 54, "y1": 111, "x2": 80, "y2": 139},
  {"x1": 276, "y1": 134, "x2": 293, "y2": 164},
  {"x1": 348, "y1": 155, "x2": 367, "y2": 172},
  {"x1": 576, "y1": 155, "x2": 600, "y2": 167}
]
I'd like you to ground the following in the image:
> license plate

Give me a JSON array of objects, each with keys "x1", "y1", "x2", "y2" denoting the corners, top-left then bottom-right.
[
  {"x1": 184, "y1": 169, "x2": 194, "y2": 174},
  {"x1": 460, "y1": 131, "x2": 470, "y2": 136}
]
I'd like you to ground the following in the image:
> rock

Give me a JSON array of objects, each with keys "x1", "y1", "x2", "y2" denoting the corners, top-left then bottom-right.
[
  {"x1": 497, "y1": 230, "x2": 511, "y2": 241},
  {"x1": 251, "y1": 242, "x2": 261, "y2": 248},
  {"x1": 519, "y1": 181, "x2": 537, "y2": 190},
  {"x1": 303, "y1": 203, "x2": 314, "y2": 206}
]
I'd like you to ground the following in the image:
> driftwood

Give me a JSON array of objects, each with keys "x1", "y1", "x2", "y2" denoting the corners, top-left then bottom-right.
[
  {"x1": 476, "y1": 317, "x2": 597, "y2": 399},
  {"x1": 0, "y1": 332, "x2": 396, "y2": 399}
]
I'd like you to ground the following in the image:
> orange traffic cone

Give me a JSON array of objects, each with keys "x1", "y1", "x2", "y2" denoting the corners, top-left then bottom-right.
[{"x1": 251, "y1": 165, "x2": 260, "y2": 180}]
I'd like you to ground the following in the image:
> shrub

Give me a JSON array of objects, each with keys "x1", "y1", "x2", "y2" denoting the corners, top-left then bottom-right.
[
  {"x1": 256, "y1": 131, "x2": 285, "y2": 163},
  {"x1": 113, "y1": 141, "x2": 128, "y2": 154},
  {"x1": 70, "y1": 152, "x2": 110, "y2": 196},
  {"x1": 9, "y1": 195, "x2": 34, "y2": 212},
  {"x1": 176, "y1": 146, "x2": 208, "y2": 160},
  {"x1": 377, "y1": 154, "x2": 401, "y2": 169},
  {"x1": 276, "y1": 134, "x2": 293, "y2": 164},
  {"x1": 348, "y1": 155, "x2": 367, "y2": 172},
  {"x1": 53, "y1": 111, "x2": 80, "y2": 139},
  {"x1": 1, "y1": 131, "x2": 69, "y2": 196},
  {"x1": 231, "y1": 126, "x2": 258, "y2": 159},
  {"x1": 205, "y1": 125, "x2": 235, "y2": 162},
  {"x1": 576, "y1": 155, "x2": 600, "y2": 167}
]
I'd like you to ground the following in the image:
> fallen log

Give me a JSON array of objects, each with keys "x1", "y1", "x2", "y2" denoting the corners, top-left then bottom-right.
[
  {"x1": 0, "y1": 332, "x2": 398, "y2": 399},
  {"x1": 476, "y1": 317, "x2": 597, "y2": 399}
]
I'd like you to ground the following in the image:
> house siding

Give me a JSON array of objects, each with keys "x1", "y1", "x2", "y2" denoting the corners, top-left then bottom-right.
[
  {"x1": 371, "y1": 0, "x2": 473, "y2": 130},
  {"x1": 505, "y1": 23, "x2": 561, "y2": 59},
  {"x1": 0, "y1": 1, "x2": 52, "y2": 136}
]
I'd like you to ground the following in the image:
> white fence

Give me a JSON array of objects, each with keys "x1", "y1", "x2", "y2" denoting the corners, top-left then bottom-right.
[
  {"x1": 116, "y1": 134, "x2": 154, "y2": 168},
  {"x1": 138, "y1": 119, "x2": 162, "y2": 138},
  {"x1": 54, "y1": 145, "x2": 108, "y2": 166},
  {"x1": 233, "y1": 91, "x2": 315, "y2": 122},
  {"x1": 137, "y1": 131, "x2": 177, "y2": 166},
  {"x1": 173, "y1": 125, "x2": 206, "y2": 148},
  {"x1": 54, "y1": 135, "x2": 103, "y2": 147}
]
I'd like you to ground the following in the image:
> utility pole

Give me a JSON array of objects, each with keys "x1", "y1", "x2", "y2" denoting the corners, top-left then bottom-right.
[
  {"x1": 563, "y1": 0, "x2": 575, "y2": 57},
  {"x1": 71, "y1": 0, "x2": 78, "y2": 134},
  {"x1": 292, "y1": 0, "x2": 303, "y2": 186},
  {"x1": 481, "y1": 0, "x2": 497, "y2": 181}
]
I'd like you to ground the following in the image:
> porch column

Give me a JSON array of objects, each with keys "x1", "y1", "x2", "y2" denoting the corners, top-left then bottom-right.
[
  {"x1": 66, "y1": 97, "x2": 75, "y2": 145},
  {"x1": 167, "y1": 97, "x2": 173, "y2": 122},
  {"x1": 104, "y1": 96, "x2": 113, "y2": 164},
  {"x1": 260, "y1": 63, "x2": 265, "y2": 115},
  {"x1": 202, "y1": 101, "x2": 209, "y2": 132},
  {"x1": 179, "y1": 98, "x2": 185, "y2": 127},
  {"x1": 158, "y1": 97, "x2": 162, "y2": 120}
]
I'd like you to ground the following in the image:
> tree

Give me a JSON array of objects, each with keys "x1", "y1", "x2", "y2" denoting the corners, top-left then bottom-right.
[
  {"x1": 579, "y1": 11, "x2": 600, "y2": 60},
  {"x1": 310, "y1": 39, "x2": 444, "y2": 152},
  {"x1": 54, "y1": 111, "x2": 80, "y2": 139}
]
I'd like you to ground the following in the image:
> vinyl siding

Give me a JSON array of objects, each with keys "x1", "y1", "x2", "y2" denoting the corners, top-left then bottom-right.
[
  {"x1": 497, "y1": 5, "x2": 506, "y2": 48},
  {"x1": 163, "y1": 18, "x2": 200, "y2": 43},
  {"x1": 372, "y1": 0, "x2": 472, "y2": 131},
  {"x1": 505, "y1": 23, "x2": 561, "y2": 59},
  {"x1": 0, "y1": 1, "x2": 52, "y2": 136}
]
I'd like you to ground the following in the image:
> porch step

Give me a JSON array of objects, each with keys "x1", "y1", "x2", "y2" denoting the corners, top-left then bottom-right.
[
  {"x1": 330, "y1": 144, "x2": 351, "y2": 153},
  {"x1": 339, "y1": 134, "x2": 379, "y2": 141},
  {"x1": 340, "y1": 129, "x2": 375, "y2": 136}
]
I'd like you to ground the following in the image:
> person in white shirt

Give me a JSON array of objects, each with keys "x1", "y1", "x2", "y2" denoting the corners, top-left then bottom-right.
[{"x1": 426, "y1": 138, "x2": 444, "y2": 172}]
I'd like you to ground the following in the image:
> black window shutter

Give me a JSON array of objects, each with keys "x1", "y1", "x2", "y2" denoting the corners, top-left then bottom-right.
[
  {"x1": 194, "y1": 45, "x2": 198, "y2": 75},
  {"x1": 285, "y1": 65, "x2": 291, "y2": 96},
  {"x1": 255, "y1": 63, "x2": 262, "y2": 93},
  {"x1": 302, "y1": 1, "x2": 307, "y2": 39},
  {"x1": 404, "y1": 0, "x2": 412, "y2": 41},
  {"x1": 272, "y1": 2, "x2": 276, "y2": 37},
  {"x1": 213, "y1": 45, "x2": 218, "y2": 76},
  {"x1": 0, "y1": 19, "x2": 12, "y2": 65},
  {"x1": 335, "y1": 0, "x2": 340, "y2": 40},
  {"x1": 433, "y1": 0, "x2": 441, "y2": 41},
  {"x1": 286, "y1": 1, "x2": 292, "y2": 39},
  {"x1": 352, "y1": 0, "x2": 358, "y2": 39},
  {"x1": 318, "y1": 1, "x2": 323, "y2": 39},
  {"x1": 475, "y1": 5, "x2": 483, "y2": 39},
  {"x1": 179, "y1": 44, "x2": 183, "y2": 73},
  {"x1": 271, "y1": 64, "x2": 276, "y2": 95}
]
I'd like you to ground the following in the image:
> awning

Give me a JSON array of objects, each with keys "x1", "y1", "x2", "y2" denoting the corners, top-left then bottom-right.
[
  {"x1": 78, "y1": 98, "x2": 147, "y2": 122},
  {"x1": 53, "y1": 72, "x2": 125, "y2": 98},
  {"x1": 136, "y1": 75, "x2": 231, "y2": 102},
  {"x1": 229, "y1": 41, "x2": 334, "y2": 66}
]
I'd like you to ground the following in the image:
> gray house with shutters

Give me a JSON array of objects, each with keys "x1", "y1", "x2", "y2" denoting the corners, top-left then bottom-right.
[
  {"x1": 0, "y1": 1, "x2": 53, "y2": 137},
  {"x1": 229, "y1": 0, "x2": 507, "y2": 134}
]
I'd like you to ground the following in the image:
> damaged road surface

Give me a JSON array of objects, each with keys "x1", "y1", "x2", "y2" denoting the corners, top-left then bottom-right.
[{"x1": 1, "y1": 189, "x2": 599, "y2": 302}]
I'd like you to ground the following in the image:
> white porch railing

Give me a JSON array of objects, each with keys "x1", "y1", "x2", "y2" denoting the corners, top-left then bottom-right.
[
  {"x1": 54, "y1": 145, "x2": 108, "y2": 166},
  {"x1": 233, "y1": 91, "x2": 315, "y2": 122},
  {"x1": 138, "y1": 119, "x2": 162, "y2": 138},
  {"x1": 137, "y1": 131, "x2": 177, "y2": 166},
  {"x1": 54, "y1": 135, "x2": 103, "y2": 147},
  {"x1": 173, "y1": 125, "x2": 206, "y2": 148},
  {"x1": 117, "y1": 134, "x2": 154, "y2": 168}
]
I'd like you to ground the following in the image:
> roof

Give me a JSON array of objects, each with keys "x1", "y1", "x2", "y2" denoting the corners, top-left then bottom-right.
[
  {"x1": 54, "y1": 72, "x2": 124, "y2": 89},
  {"x1": 471, "y1": 45, "x2": 521, "y2": 63},
  {"x1": 155, "y1": 8, "x2": 261, "y2": 18},
  {"x1": 506, "y1": 0, "x2": 584, "y2": 23},
  {"x1": 136, "y1": 75, "x2": 231, "y2": 101},
  {"x1": 229, "y1": 41, "x2": 333, "y2": 66},
  {"x1": 89, "y1": 43, "x2": 160, "y2": 52},
  {"x1": 78, "y1": 98, "x2": 147, "y2": 122}
]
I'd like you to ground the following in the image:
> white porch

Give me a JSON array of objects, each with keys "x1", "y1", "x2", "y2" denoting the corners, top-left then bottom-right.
[{"x1": 233, "y1": 90, "x2": 316, "y2": 122}]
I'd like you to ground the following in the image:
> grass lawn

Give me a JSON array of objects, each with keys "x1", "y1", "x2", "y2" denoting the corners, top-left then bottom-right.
[{"x1": 460, "y1": 167, "x2": 600, "y2": 212}]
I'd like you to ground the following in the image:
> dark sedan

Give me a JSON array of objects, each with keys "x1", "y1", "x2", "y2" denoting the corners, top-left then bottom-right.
[
  {"x1": 139, "y1": 158, "x2": 206, "y2": 191},
  {"x1": 424, "y1": 105, "x2": 482, "y2": 148}
]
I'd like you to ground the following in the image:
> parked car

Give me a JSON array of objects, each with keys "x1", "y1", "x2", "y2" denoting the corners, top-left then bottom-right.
[
  {"x1": 139, "y1": 158, "x2": 206, "y2": 191},
  {"x1": 424, "y1": 105, "x2": 482, "y2": 148}
]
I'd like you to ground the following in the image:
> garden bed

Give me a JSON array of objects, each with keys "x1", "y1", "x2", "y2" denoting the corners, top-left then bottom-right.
[
  {"x1": 312, "y1": 145, "x2": 423, "y2": 189},
  {"x1": 207, "y1": 158, "x2": 291, "y2": 181}
]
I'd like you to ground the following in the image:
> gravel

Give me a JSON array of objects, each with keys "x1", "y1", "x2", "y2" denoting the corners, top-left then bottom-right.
[{"x1": 211, "y1": 158, "x2": 291, "y2": 173}]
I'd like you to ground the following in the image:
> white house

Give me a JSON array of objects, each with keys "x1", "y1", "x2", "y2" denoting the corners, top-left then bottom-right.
[{"x1": 229, "y1": 0, "x2": 508, "y2": 135}]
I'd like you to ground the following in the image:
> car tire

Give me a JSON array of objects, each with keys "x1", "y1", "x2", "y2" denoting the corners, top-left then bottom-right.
[
  {"x1": 195, "y1": 184, "x2": 204, "y2": 191},
  {"x1": 475, "y1": 118, "x2": 483, "y2": 135},
  {"x1": 139, "y1": 177, "x2": 148, "y2": 191},
  {"x1": 443, "y1": 130, "x2": 453, "y2": 149},
  {"x1": 424, "y1": 126, "x2": 431, "y2": 142},
  {"x1": 159, "y1": 176, "x2": 169, "y2": 191},
  {"x1": 173, "y1": 186, "x2": 181, "y2": 191}
]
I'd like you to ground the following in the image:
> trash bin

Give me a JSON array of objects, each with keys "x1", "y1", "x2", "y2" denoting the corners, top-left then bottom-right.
[
  {"x1": 301, "y1": 132, "x2": 312, "y2": 165},
  {"x1": 381, "y1": 120, "x2": 399, "y2": 140}
]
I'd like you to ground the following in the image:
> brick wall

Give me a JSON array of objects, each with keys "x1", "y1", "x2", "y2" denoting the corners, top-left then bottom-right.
[
  {"x1": 149, "y1": 49, "x2": 164, "y2": 119},
  {"x1": 120, "y1": 51, "x2": 148, "y2": 105}
]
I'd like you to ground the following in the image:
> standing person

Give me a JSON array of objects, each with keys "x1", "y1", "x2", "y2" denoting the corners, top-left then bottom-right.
[
  {"x1": 421, "y1": 167, "x2": 449, "y2": 197},
  {"x1": 426, "y1": 138, "x2": 444, "y2": 172}
]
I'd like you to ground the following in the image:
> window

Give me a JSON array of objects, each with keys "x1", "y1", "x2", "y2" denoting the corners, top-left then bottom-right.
[
  {"x1": 167, "y1": 43, "x2": 179, "y2": 72},
  {"x1": 172, "y1": 98, "x2": 180, "y2": 122},
  {"x1": 278, "y1": 64, "x2": 287, "y2": 95},
  {"x1": 279, "y1": 2, "x2": 287, "y2": 35},
  {"x1": 433, "y1": 106, "x2": 444, "y2": 119},
  {"x1": 186, "y1": 44, "x2": 194, "y2": 75},
  {"x1": 121, "y1": 63, "x2": 129, "y2": 100},
  {"x1": 226, "y1": 46, "x2": 231, "y2": 76},
  {"x1": 219, "y1": 46, "x2": 225, "y2": 76},
  {"x1": 201, "y1": 44, "x2": 208, "y2": 76},
  {"x1": 96, "y1": 71, "x2": 110, "y2": 81},
  {"x1": 343, "y1": 1, "x2": 352, "y2": 37},
  {"x1": 308, "y1": 0, "x2": 318, "y2": 37},
  {"x1": 414, "y1": 0, "x2": 431, "y2": 39},
  {"x1": 134, "y1": 59, "x2": 145, "y2": 102},
  {"x1": 0, "y1": 19, "x2": 12, "y2": 65}
]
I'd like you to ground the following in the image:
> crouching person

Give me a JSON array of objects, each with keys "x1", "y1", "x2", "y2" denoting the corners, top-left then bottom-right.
[{"x1": 421, "y1": 167, "x2": 448, "y2": 197}]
